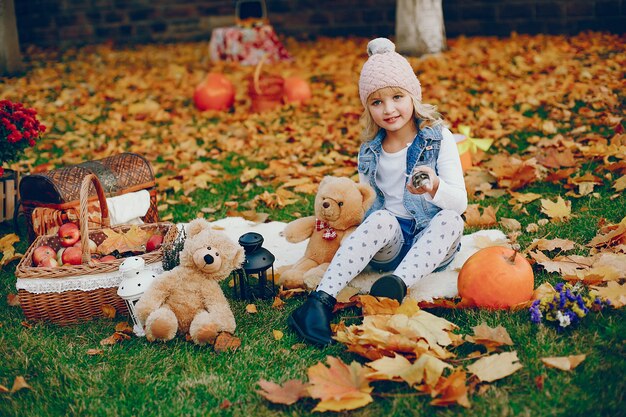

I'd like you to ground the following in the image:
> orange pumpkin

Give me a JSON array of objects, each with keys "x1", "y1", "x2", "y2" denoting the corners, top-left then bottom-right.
[
  {"x1": 193, "y1": 73, "x2": 235, "y2": 111},
  {"x1": 457, "y1": 246, "x2": 534, "y2": 309},
  {"x1": 283, "y1": 76, "x2": 311, "y2": 104}
]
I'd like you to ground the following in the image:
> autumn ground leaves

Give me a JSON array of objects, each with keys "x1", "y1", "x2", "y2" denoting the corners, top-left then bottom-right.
[{"x1": 257, "y1": 296, "x2": 583, "y2": 411}]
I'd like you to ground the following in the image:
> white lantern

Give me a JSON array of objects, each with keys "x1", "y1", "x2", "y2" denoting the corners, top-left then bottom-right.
[{"x1": 117, "y1": 257, "x2": 158, "y2": 337}]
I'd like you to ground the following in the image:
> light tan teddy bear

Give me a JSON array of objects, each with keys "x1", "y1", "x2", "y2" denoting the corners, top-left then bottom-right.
[
  {"x1": 278, "y1": 176, "x2": 375, "y2": 289},
  {"x1": 135, "y1": 218, "x2": 244, "y2": 345}
]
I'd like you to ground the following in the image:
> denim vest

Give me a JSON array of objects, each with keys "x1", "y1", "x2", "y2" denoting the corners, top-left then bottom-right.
[{"x1": 358, "y1": 124, "x2": 443, "y2": 231}]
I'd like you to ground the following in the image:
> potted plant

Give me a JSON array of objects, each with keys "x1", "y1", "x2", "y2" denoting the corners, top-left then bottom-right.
[{"x1": 0, "y1": 99, "x2": 46, "y2": 222}]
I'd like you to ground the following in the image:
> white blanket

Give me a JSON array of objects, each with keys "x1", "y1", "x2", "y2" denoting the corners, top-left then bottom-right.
[{"x1": 211, "y1": 217, "x2": 509, "y2": 302}]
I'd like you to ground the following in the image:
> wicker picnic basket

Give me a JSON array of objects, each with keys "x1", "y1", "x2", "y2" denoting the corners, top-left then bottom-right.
[
  {"x1": 15, "y1": 174, "x2": 176, "y2": 325},
  {"x1": 19, "y1": 152, "x2": 159, "y2": 243}
]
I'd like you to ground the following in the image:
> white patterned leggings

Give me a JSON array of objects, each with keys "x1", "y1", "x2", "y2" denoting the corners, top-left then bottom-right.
[{"x1": 316, "y1": 209, "x2": 464, "y2": 298}]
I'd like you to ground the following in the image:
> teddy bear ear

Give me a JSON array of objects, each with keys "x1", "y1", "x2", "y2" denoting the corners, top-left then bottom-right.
[
  {"x1": 319, "y1": 176, "x2": 332, "y2": 188},
  {"x1": 187, "y1": 218, "x2": 211, "y2": 238},
  {"x1": 357, "y1": 182, "x2": 376, "y2": 209}
]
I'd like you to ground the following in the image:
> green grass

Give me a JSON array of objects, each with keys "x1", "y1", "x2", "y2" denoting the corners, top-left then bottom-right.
[{"x1": 1, "y1": 162, "x2": 625, "y2": 416}]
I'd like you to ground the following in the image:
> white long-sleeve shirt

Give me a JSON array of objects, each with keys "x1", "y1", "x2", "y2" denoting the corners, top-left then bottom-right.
[{"x1": 371, "y1": 127, "x2": 468, "y2": 217}]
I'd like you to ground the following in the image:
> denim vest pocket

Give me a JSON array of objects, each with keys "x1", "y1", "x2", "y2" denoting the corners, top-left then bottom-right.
[
  {"x1": 358, "y1": 155, "x2": 374, "y2": 176},
  {"x1": 416, "y1": 140, "x2": 441, "y2": 165}
]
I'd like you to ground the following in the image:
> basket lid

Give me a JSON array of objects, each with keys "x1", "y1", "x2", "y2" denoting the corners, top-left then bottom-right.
[{"x1": 20, "y1": 153, "x2": 155, "y2": 205}]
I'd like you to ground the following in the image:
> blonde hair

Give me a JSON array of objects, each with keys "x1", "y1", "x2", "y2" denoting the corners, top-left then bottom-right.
[{"x1": 359, "y1": 86, "x2": 447, "y2": 142}]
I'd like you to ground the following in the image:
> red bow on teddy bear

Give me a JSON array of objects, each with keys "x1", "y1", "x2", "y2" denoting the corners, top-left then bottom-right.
[{"x1": 315, "y1": 219, "x2": 337, "y2": 240}]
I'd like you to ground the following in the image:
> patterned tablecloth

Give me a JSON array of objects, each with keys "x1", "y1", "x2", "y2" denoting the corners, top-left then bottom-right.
[{"x1": 209, "y1": 25, "x2": 292, "y2": 65}]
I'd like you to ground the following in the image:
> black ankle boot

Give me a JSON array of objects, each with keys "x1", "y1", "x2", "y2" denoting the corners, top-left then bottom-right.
[
  {"x1": 288, "y1": 290, "x2": 336, "y2": 346},
  {"x1": 370, "y1": 274, "x2": 407, "y2": 303}
]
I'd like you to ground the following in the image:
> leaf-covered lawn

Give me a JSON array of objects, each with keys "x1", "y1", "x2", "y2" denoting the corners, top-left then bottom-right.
[{"x1": 1, "y1": 32, "x2": 625, "y2": 416}]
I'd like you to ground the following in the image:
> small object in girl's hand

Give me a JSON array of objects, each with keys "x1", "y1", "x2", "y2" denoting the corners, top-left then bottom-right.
[{"x1": 410, "y1": 170, "x2": 431, "y2": 188}]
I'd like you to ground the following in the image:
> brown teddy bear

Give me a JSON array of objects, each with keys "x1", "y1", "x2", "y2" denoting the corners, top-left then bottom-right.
[
  {"x1": 135, "y1": 218, "x2": 244, "y2": 345},
  {"x1": 278, "y1": 176, "x2": 375, "y2": 289}
]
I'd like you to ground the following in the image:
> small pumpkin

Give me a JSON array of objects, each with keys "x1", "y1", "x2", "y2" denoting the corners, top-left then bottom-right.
[
  {"x1": 283, "y1": 76, "x2": 311, "y2": 104},
  {"x1": 193, "y1": 73, "x2": 235, "y2": 111},
  {"x1": 458, "y1": 246, "x2": 534, "y2": 309}
]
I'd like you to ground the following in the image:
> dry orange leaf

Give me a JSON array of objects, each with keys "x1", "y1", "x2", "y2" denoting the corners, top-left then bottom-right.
[
  {"x1": 588, "y1": 216, "x2": 626, "y2": 251},
  {"x1": 612, "y1": 175, "x2": 626, "y2": 192},
  {"x1": 100, "y1": 332, "x2": 131, "y2": 346},
  {"x1": 245, "y1": 304, "x2": 258, "y2": 314},
  {"x1": 540, "y1": 196, "x2": 572, "y2": 222},
  {"x1": 464, "y1": 204, "x2": 498, "y2": 227},
  {"x1": 508, "y1": 191, "x2": 543, "y2": 205},
  {"x1": 6, "y1": 293, "x2": 20, "y2": 307},
  {"x1": 0, "y1": 233, "x2": 22, "y2": 267},
  {"x1": 357, "y1": 294, "x2": 400, "y2": 316},
  {"x1": 307, "y1": 356, "x2": 373, "y2": 412},
  {"x1": 590, "y1": 281, "x2": 626, "y2": 308},
  {"x1": 271, "y1": 296, "x2": 286, "y2": 309},
  {"x1": 10, "y1": 376, "x2": 32, "y2": 393},
  {"x1": 86, "y1": 348, "x2": 104, "y2": 356},
  {"x1": 101, "y1": 305, "x2": 116, "y2": 319},
  {"x1": 97, "y1": 225, "x2": 151, "y2": 255},
  {"x1": 466, "y1": 351, "x2": 523, "y2": 382},
  {"x1": 533, "y1": 238, "x2": 576, "y2": 252},
  {"x1": 528, "y1": 251, "x2": 590, "y2": 275},
  {"x1": 500, "y1": 217, "x2": 521, "y2": 231},
  {"x1": 257, "y1": 379, "x2": 310, "y2": 405},
  {"x1": 272, "y1": 330, "x2": 284, "y2": 340},
  {"x1": 430, "y1": 370, "x2": 471, "y2": 408},
  {"x1": 541, "y1": 354, "x2": 586, "y2": 371},
  {"x1": 563, "y1": 266, "x2": 621, "y2": 285},
  {"x1": 115, "y1": 322, "x2": 134, "y2": 334},
  {"x1": 214, "y1": 332, "x2": 242, "y2": 353},
  {"x1": 465, "y1": 323, "x2": 514, "y2": 351}
]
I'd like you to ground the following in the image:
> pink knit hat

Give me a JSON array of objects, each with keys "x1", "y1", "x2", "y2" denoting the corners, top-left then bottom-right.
[{"x1": 358, "y1": 38, "x2": 422, "y2": 106}]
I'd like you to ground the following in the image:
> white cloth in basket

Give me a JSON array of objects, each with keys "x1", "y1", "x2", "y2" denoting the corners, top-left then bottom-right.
[{"x1": 107, "y1": 189, "x2": 151, "y2": 227}]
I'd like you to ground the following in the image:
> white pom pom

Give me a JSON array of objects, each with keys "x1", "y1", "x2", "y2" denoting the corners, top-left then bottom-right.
[{"x1": 367, "y1": 38, "x2": 395, "y2": 56}]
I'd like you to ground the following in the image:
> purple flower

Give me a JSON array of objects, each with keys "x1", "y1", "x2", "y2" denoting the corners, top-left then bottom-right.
[{"x1": 529, "y1": 300, "x2": 542, "y2": 324}]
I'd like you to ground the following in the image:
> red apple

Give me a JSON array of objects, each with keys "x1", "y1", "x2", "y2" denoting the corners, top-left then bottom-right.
[
  {"x1": 146, "y1": 235, "x2": 164, "y2": 252},
  {"x1": 99, "y1": 255, "x2": 117, "y2": 262},
  {"x1": 58, "y1": 223, "x2": 80, "y2": 247},
  {"x1": 39, "y1": 256, "x2": 59, "y2": 267},
  {"x1": 62, "y1": 246, "x2": 83, "y2": 266},
  {"x1": 33, "y1": 245, "x2": 56, "y2": 266}
]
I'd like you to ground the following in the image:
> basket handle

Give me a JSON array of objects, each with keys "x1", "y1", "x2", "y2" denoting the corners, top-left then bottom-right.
[
  {"x1": 79, "y1": 174, "x2": 110, "y2": 264},
  {"x1": 253, "y1": 54, "x2": 267, "y2": 95}
]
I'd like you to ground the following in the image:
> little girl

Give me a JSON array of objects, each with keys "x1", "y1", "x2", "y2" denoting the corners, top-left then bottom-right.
[{"x1": 288, "y1": 38, "x2": 468, "y2": 345}]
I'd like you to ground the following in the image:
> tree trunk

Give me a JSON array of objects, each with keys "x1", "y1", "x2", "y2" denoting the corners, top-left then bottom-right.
[
  {"x1": 0, "y1": 0, "x2": 22, "y2": 75},
  {"x1": 395, "y1": 0, "x2": 446, "y2": 56}
]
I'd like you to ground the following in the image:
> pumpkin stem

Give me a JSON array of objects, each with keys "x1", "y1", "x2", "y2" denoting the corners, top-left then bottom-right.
[{"x1": 508, "y1": 250, "x2": 518, "y2": 263}]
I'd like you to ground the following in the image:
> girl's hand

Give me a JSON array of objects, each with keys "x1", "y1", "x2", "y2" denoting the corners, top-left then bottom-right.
[{"x1": 407, "y1": 166, "x2": 440, "y2": 197}]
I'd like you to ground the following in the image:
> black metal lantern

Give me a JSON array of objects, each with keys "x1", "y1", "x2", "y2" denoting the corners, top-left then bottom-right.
[{"x1": 232, "y1": 232, "x2": 276, "y2": 300}]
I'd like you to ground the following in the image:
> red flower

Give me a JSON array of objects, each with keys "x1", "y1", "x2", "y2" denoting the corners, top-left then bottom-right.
[{"x1": 0, "y1": 100, "x2": 46, "y2": 172}]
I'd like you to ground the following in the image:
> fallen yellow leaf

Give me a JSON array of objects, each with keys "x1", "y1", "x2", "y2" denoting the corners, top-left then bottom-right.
[
  {"x1": 540, "y1": 196, "x2": 572, "y2": 222},
  {"x1": 541, "y1": 354, "x2": 586, "y2": 371},
  {"x1": 467, "y1": 351, "x2": 523, "y2": 382}
]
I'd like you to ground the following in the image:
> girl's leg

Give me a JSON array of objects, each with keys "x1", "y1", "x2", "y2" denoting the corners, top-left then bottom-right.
[
  {"x1": 394, "y1": 209, "x2": 464, "y2": 287},
  {"x1": 316, "y1": 210, "x2": 403, "y2": 298},
  {"x1": 288, "y1": 210, "x2": 403, "y2": 346}
]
